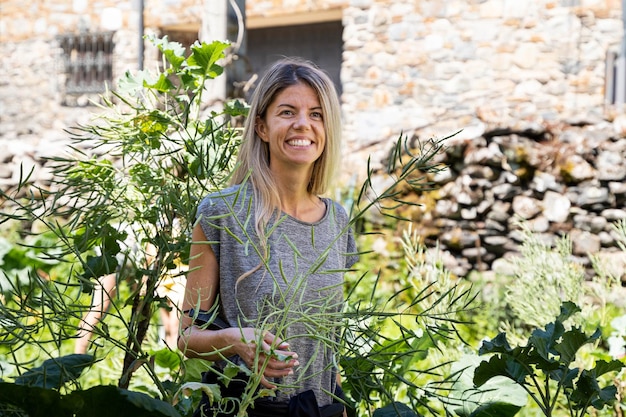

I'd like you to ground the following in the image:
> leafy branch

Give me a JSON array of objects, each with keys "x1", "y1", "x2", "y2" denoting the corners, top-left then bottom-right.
[
  {"x1": 475, "y1": 301, "x2": 624, "y2": 417},
  {"x1": 1, "y1": 35, "x2": 244, "y2": 415}
]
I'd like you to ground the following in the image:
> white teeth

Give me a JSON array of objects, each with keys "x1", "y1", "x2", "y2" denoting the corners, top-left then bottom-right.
[{"x1": 288, "y1": 139, "x2": 312, "y2": 146}]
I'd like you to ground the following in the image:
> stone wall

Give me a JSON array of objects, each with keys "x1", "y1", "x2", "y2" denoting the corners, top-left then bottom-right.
[
  {"x1": 0, "y1": 0, "x2": 202, "y2": 190},
  {"x1": 338, "y1": 0, "x2": 624, "y2": 171},
  {"x1": 1, "y1": 0, "x2": 625, "y2": 279},
  {"x1": 369, "y1": 116, "x2": 626, "y2": 280}
]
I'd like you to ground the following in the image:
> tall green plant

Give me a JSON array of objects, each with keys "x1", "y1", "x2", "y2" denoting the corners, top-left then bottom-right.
[
  {"x1": 503, "y1": 220, "x2": 585, "y2": 332},
  {"x1": 173, "y1": 134, "x2": 478, "y2": 416},
  {"x1": 474, "y1": 302, "x2": 623, "y2": 417},
  {"x1": 1, "y1": 35, "x2": 244, "y2": 414},
  {"x1": 2, "y1": 32, "x2": 477, "y2": 417}
]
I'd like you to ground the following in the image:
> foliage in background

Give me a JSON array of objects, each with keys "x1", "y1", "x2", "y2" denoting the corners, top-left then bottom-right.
[
  {"x1": 475, "y1": 301, "x2": 623, "y2": 417},
  {"x1": 349, "y1": 210, "x2": 626, "y2": 417},
  {"x1": 502, "y1": 221, "x2": 584, "y2": 331}
]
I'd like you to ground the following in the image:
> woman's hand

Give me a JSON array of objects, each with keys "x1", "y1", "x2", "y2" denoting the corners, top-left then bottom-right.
[{"x1": 229, "y1": 327, "x2": 299, "y2": 389}]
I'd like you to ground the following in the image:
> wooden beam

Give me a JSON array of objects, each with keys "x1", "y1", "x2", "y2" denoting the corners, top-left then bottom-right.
[{"x1": 247, "y1": 8, "x2": 342, "y2": 29}]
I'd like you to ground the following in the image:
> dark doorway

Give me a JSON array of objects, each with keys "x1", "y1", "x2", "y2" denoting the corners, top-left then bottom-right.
[{"x1": 242, "y1": 20, "x2": 343, "y2": 98}]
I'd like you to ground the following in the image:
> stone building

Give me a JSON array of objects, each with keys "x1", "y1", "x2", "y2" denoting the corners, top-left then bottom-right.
[{"x1": 1, "y1": 0, "x2": 625, "y2": 278}]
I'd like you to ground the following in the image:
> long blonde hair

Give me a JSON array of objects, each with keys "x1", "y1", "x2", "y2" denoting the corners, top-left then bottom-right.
[{"x1": 230, "y1": 57, "x2": 342, "y2": 239}]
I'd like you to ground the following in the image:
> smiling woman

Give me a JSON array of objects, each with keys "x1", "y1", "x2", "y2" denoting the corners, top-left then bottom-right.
[
  {"x1": 178, "y1": 58, "x2": 357, "y2": 417},
  {"x1": 256, "y1": 82, "x2": 326, "y2": 171}
]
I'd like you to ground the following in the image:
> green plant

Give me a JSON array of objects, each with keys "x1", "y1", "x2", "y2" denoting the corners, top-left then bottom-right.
[
  {"x1": 503, "y1": 221, "x2": 585, "y2": 333},
  {"x1": 0, "y1": 354, "x2": 179, "y2": 417},
  {"x1": 337, "y1": 139, "x2": 479, "y2": 416},
  {"x1": 1, "y1": 35, "x2": 243, "y2": 415},
  {"x1": 171, "y1": 133, "x2": 478, "y2": 417},
  {"x1": 2, "y1": 32, "x2": 478, "y2": 417},
  {"x1": 474, "y1": 301, "x2": 623, "y2": 417}
]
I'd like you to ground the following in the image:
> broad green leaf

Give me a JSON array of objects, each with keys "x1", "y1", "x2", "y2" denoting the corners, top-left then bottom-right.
[
  {"x1": 549, "y1": 367, "x2": 578, "y2": 389},
  {"x1": 81, "y1": 253, "x2": 119, "y2": 280},
  {"x1": 177, "y1": 381, "x2": 221, "y2": 404},
  {"x1": 159, "y1": 38, "x2": 186, "y2": 70},
  {"x1": 0, "y1": 382, "x2": 70, "y2": 417},
  {"x1": 478, "y1": 333, "x2": 512, "y2": 355},
  {"x1": 569, "y1": 372, "x2": 602, "y2": 408},
  {"x1": 181, "y1": 358, "x2": 213, "y2": 383},
  {"x1": 145, "y1": 73, "x2": 175, "y2": 93},
  {"x1": 448, "y1": 354, "x2": 526, "y2": 417},
  {"x1": 118, "y1": 387, "x2": 181, "y2": 417},
  {"x1": 556, "y1": 301, "x2": 581, "y2": 323},
  {"x1": 469, "y1": 403, "x2": 522, "y2": 417},
  {"x1": 554, "y1": 327, "x2": 600, "y2": 364},
  {"x1": 474, "y1": 355, "x2": 530, "y2": 387},
  {"x1": 591, "y1": 386, "x2": 619, "y2": 409},
  {"x1": 591, "y1": 359, "x2": 624, "y2": 377},
  {"x1": 188, "y1": 41, "x2": 229, "y2": 78},
  {"x1": 373, "y1": 401, "x2": 422, "y2": 417},
  {"x1": 223, "y1": 362, "x2": 248, "y2": 380},
  {"x1": 0, "y1": 383, "x2": 180, "y2": 417},
  {"x1": 151, "y1": 348, "x2": 181, "y2": 370},
  {"x1": 117, "y1": 69, "x2": 152, "y2": 96},
  {"x1": 14, "y1": 354, "x2": 94, "y2": 389},
  {"x1": 528, "y1": 321, "x2": 564, "y2": 361},
  {"x1": 69, "y1": 385, "x2": 180, "y2": 417}
]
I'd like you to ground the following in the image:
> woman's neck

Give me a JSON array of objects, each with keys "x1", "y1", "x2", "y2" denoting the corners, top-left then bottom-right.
[{"x1": 273, "y1": 173, "x2": 324, "y2": 223}]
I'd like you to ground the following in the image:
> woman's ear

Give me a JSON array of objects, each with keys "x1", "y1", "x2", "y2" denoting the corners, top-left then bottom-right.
[{"x1": 255, "y1": 116, "x2": 268, "y2": 142}]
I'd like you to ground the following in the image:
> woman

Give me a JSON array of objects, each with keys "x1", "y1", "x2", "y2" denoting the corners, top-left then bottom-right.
[{"x1": 178, "y1": 58, "x2": 358, "y2": 417}]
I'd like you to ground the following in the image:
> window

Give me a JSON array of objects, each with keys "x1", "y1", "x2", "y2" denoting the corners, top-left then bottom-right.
[{"x1": 58, "y1": 32, "x2": 114, "y2": 95}]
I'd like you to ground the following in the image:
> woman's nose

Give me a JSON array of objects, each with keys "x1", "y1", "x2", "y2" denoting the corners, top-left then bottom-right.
[{"x1": 293, "y1": 113, "x2": 309, "y2": 129}]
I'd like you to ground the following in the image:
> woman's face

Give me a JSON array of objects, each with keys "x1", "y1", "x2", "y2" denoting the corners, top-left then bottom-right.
[{"x1": 255, "y1": 82, "x2": 326, "y2": 174}]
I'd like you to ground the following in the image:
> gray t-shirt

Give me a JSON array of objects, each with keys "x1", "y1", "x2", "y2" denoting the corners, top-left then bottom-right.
[{"x1": 196, "y1": 182, "x2": 358, "y2": 406}]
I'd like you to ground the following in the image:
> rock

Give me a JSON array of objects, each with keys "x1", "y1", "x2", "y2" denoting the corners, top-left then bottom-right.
[
  {"x1": 492, "y1": 182, "x2": 517, "y2": 200},
  {"x1": 577, "y1": 185, "x2": 611, "y2": 207},
  {"x1": 483, "y1": 235, "x2": 516, "y2": 255},
  {"x1": 601, "y1": 209, "x2": 626, "y2": 221},
  {"x1": 440, "y1": 227, "x2": 479, "y2": 249},
  {"x1": 527, "y1": 215, "x2": 550, "y2": 233},
  {"x1": 597, "y1": 150, "x2": 626, "y2": 181},
  {"x1": 562, "y1": 154, "x2": 596, "y2": 182},
  {"x1": 570, "y1": 230, "x2": 602, "y2": 255},
  {"x1": 542, "y1": 191, "x2": 571, "y2": 223},
  {"x1": 573, "y1": 213, "x2": 608, "y2": 233},
  {"x1": 512, "y1": 195, "x2": 541, "y2": 219},
  {"x1": 532, "y1": 171, "x2": 563, "y2": 193}
]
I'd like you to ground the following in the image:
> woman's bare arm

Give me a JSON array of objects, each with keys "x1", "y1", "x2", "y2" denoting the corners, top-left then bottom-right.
[{"x1": 178, "y1": 223, "x2": 299, "y2": 388}]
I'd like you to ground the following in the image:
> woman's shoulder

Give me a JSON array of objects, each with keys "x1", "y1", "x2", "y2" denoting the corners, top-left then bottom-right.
[{"x1": 322, "y1": 198, "x2": 351, "y2": 224}]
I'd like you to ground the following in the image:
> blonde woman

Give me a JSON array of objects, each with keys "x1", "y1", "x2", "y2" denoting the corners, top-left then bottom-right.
[{"x1": 179, "y1": 58, "x2": 357, "y2": 417}]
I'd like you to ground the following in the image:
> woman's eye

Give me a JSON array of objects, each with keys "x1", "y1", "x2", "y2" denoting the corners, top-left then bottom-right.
[{"x1": 311, "y1": 112, "x2": 323, "y2": 119}]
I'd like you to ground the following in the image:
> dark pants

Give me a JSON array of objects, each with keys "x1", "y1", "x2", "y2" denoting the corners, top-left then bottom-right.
[{"x1": 192, "y1": 371, "x2": 345, "y2": 417}]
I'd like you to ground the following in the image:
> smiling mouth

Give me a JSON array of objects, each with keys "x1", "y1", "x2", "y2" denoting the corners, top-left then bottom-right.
[{"x1": 287, "y1": 139, "x2": 312, "y2": 147}]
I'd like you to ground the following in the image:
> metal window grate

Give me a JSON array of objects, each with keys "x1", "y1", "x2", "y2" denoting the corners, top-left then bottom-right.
[{"x1": 58, "y1": 32, "x2": 115, "y2": 94}]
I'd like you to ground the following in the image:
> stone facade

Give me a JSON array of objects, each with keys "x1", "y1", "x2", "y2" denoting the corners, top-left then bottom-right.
[{"x1": 1, "y1": 0, "x2": 625, "y2": 278}]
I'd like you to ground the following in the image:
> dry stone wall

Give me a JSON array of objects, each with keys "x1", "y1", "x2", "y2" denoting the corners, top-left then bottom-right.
[
  {"x1": 1, "y1": 0, "x2": 625, "y2": 279},
  {"x1": 367, "y1": 116, "x2": 626, "y2": 280}
]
